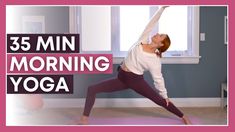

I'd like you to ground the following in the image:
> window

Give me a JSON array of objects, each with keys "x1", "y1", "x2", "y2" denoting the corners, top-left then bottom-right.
[
  {"x1": 158, "y1": 6, "x2": 188, "y2": 53},
  {"x1": 120, "y1": 6, "x2": 150, "y2": 51},
  {"x1": 72, "y1": 6, "x2": 200, "y2": 64}
]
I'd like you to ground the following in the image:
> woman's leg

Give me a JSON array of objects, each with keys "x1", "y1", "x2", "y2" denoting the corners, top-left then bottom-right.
[
  {"x1": 83, "y1": 77, "x2": 128, "y2": 117},
  {"x1": 127, "y1": 79, "x2": 184, "y2": 118},
  {"x1": 79, "y1": 77, "x2": 128, "y2": 125}
]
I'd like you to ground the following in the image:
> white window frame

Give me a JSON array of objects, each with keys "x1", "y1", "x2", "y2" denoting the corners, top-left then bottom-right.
[
  {"x1": 164, "y1": 6, "x2": 201, "y2": 64},
  {"x1": 70, "y1": 6, "x2": 201, "y2": 64}
]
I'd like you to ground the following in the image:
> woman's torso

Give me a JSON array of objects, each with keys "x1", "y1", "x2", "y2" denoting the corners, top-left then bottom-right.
[{"x1": 122, "y1": 43, "x2": 161, "y2": 75}]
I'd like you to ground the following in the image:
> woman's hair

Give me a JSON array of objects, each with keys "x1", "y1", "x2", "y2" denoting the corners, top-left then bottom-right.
[{"x1": 157, "y1": 35, "x2": 171, "y2": 58}]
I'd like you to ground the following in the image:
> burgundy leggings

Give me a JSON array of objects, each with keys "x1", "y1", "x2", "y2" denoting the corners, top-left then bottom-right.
[{"x1": 83, "y1": 68, "x2": 184, "y2": 118}]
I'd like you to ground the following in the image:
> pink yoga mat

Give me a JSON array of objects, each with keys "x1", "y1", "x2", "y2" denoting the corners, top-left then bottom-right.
[{"x1": 73, "y1": 116, "x2": 201, "y2": 125}]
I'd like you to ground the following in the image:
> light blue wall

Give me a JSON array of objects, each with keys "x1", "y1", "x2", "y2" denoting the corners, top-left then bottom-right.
[{"x1": 11, "y1": 6, "x2": 227, "y2": 98}]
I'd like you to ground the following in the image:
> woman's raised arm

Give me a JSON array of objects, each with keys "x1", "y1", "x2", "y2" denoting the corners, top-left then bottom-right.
[{"x1": 137, "y1": 6, "x2": 169, "y2": 44}]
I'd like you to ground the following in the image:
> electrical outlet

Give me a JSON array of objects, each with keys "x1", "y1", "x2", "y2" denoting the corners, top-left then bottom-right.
[{"x1": 200, "y1": 33, "x2": 205, "y2": 41}]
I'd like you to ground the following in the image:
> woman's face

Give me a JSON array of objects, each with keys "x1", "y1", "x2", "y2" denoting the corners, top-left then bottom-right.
[{"x1": 151, "y1": 33, "x2": 167, "y2": 47}]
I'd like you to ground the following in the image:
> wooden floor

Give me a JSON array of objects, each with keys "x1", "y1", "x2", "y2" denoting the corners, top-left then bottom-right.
[{"x1": 9, "y1": 107, "x2": 227, "y2": 126}]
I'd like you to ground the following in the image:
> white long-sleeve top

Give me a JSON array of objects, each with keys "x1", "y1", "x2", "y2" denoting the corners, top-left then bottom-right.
[{"x1": 123, "y1": 7, "x2": 168, "y2": 99}]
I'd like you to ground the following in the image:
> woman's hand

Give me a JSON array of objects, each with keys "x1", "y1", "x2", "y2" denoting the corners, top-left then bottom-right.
[
  {"x1": 161, "y1": 6, "x2": 169, "y2": 9},
  {"x1": 165, "y1": 98, "x2": 171, "y2": 106}
]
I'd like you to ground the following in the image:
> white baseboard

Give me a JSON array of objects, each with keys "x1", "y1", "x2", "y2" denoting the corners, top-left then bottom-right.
[{"x1": 43, "y1": 98, "x2": 221, "y2": 108}]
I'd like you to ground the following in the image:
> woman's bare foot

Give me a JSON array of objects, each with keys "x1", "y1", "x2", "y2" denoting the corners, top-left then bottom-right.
[
  {"x1": 78, "y1": 115, "x2": 89, "y2": 125},
  {"x1": 182, "y1": 115, "x2": 192, "y2": 125}
]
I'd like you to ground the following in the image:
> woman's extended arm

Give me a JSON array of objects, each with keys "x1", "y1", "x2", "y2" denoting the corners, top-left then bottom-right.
[
  {"x1": 149, "y1": 58, "x2": 168, "y2": 99},
  {"x1": 138, "y1": 6, "x2": 168, "y2": 44}
]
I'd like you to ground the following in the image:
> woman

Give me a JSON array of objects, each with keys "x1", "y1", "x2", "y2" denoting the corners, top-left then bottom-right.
[{"x1": 79, "y1": 6, "x2": 191, "y2": 125}]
